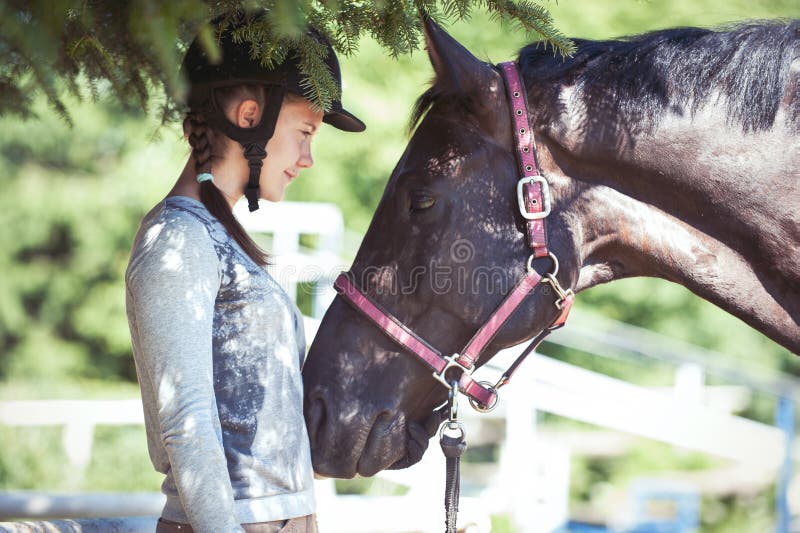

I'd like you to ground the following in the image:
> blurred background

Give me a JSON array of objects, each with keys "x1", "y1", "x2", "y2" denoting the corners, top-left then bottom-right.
[{"x1": 1, "y1": 1, "x2": 798, "y2": 532}]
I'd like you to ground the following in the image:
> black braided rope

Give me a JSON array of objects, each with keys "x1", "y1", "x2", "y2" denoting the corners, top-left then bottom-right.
[
  {"x1": 441, "y1": 433, "x2": 466, "y2": 533},
  {"x1": 444, "y1": 454, "x2": 460, "y2": 532}
]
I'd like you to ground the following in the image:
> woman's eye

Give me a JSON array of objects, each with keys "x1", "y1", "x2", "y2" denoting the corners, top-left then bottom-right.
[{"x1": 410, "y1": 192, "x2": 436, "y2": 212}]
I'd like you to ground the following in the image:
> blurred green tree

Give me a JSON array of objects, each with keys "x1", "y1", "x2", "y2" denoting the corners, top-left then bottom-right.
[
  {"x1": 0, "y1": 92, "x2": 183, "y2": 384},
  {"x1": 0, "y1": 0, "x2": 574, "y2": 124}
]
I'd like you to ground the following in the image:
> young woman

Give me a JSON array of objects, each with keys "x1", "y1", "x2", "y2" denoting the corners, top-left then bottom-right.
[{"x1": 125, "y1": 12, "x2": 364, "y2": 533}]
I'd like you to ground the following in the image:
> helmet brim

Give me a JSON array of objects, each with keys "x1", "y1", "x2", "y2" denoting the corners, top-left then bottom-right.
[{"x1": 324, "y1": 105, "x2": 366, "y2": 132}]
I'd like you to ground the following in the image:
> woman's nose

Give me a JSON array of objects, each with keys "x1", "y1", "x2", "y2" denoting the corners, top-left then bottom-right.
[{"x1": 298, "y1": 149, "x2": 313, "y2": 169}]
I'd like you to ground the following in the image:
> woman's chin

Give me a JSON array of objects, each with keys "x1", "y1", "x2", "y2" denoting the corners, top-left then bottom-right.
[{"x1": 260, "y1": 189, "x2": 286, "y2": 203}]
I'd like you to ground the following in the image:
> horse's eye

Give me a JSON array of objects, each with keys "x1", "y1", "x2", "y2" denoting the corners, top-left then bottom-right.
[{"x1": 410, "y1": 191, "x2": 436, "y2": 212}]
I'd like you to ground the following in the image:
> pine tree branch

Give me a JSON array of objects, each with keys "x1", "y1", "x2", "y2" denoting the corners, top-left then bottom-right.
[{"x1": 0, "y1": 0, "x2": 574, "y2": 123}]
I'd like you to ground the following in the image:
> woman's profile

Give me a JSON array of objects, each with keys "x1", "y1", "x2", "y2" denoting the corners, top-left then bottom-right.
[{"x1": 125, "y1": 10, "x2": 364, "y2": 533}]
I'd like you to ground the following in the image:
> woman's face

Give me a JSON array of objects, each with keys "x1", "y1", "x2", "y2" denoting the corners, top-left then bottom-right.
[{"x1": 259, "y1": 97, "x2": 323, "y2": 202}]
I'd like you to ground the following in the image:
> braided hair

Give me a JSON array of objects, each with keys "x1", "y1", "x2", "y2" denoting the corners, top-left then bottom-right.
[{"x1": 183, "y1": 86, "x2": 270, "y2": 266}]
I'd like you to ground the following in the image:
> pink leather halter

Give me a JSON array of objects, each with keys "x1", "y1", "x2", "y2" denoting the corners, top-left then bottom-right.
[{"x1": 333, "y1": 61, "x2": 575, "y2": 411}]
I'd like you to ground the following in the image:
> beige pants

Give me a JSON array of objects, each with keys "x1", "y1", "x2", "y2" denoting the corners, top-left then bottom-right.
[{"x1": 156, "y1": 515, "x2": 318, "y2": 533}]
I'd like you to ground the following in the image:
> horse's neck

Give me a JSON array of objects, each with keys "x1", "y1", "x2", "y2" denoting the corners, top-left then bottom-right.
[
  {"x1": 543, "y1": 106, "x2": 800, "y2": 353},
  {"x1": 565, "y1": 183, "x2": 799, "y2": 353},
  {"x1": 550, "y1": 99, "x2": 798, "y2": 280}
]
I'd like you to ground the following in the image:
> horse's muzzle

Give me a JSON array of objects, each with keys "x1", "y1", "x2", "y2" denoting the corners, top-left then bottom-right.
[{"x1": 305, "y1": 389, "x2": 425, "y2": 477}]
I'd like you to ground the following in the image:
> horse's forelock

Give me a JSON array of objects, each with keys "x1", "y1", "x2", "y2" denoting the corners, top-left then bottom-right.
[
  {"x1": 408, "y1": 81, "x2": 463, "y2": 133},
  {"x1": 408, "y1": 80, "x2": 498, "y2": 135}
]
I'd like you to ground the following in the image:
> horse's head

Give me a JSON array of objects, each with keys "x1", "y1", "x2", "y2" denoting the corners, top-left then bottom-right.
[{"x1": 303, "y1": 18, "x2": 580, "y2": 478}]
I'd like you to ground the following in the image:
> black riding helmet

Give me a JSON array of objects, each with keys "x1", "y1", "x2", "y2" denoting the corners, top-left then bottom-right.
[{"x1": 181, "y1": 11, "x2": 365, "y2": 211}]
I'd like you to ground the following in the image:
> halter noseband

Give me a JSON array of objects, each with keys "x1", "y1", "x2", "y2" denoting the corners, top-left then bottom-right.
[{"x1": 333, "y1": 61, "x2": 575, "y2": 411}]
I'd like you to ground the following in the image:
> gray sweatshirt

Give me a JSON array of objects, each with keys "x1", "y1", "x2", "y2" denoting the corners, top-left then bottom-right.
[{"x1": 125, "y1": 196, "x2": 315, "y2": 533}]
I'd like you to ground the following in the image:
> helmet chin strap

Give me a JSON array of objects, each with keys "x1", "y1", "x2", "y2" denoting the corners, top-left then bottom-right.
[
  {"x1": 242, "y1": 142, "x2": 267, "y2": 211},
  {"x1": 204, "y1": 86, "x2": 286, "y2": 212}
]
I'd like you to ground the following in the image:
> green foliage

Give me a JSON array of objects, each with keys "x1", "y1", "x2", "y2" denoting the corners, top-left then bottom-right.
[
  {"x1": 0, "y1": 0, "x2": 574, "y2": 123},
  {"x1": 334, "y1": 476, "x2": 409, "y2": 496},
  {"x1": 568, "y1": 437, "x2": 775, "y2": 533},
  {"x1": 574, "y1": 279, "x2": 792, "y2": 402},
  {"x1": 0, "y1": 90, "x2": 182, "y2": 383},
  {"x1": 0, "y1": 422, "x2": 161, "y2": 492},
  {"x1": 702, "y1": 493, "x2": 775, "y2": 533},
  {"x1": 490, "y1": 514, "x2": 514, "y2": 533},
  {"x1": 0, "y1": 426, "x2": 67, "y2": 490},
  {"x1": 85, "y1": 426, "x2": 162, "y2": 491}
]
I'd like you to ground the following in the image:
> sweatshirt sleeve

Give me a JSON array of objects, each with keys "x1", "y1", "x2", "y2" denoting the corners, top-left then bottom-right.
[{"x1": 126, "y1": 212, "x2": 245, "y2": 533}]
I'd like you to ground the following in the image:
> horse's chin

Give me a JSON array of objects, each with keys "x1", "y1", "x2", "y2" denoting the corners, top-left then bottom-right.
[
  {"x1": 386, "y1": 413, "x2": 442, "y2": 470},
  {"x1": 354, "y1": 413, "x2": 415, "y2": 476},
  {"x1": 385, "y1": 424, "x2": 431, "y2": 470},
  {"x1": 356, "y1": 420, "x2": 434, "y2": 475}
]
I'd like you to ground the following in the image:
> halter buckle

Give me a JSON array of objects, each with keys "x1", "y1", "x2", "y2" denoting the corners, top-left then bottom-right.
[
  {"x1": 432, "y1": 354, "x2": 474, "y2": 389},
  {"x1": 517, "y1": 175, "x2": 551, "y2": 220}
]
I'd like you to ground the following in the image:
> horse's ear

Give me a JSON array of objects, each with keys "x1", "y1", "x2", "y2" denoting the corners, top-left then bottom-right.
[{"x1": 421, "y1": 15, "x2": 496, "y2": 95}]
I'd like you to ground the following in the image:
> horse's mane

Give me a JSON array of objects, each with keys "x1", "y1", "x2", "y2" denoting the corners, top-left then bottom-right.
[
  {"x1": 520, "y1": 20, "x2": 799, "y2": 133},
  {"x1": 411, "y1": 21, "x2": 799, "y2": 135}
]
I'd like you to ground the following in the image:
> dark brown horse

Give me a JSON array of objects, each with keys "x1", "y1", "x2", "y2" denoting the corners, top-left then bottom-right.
[{"x1": 302, "y1": 18, "x2": 800, "y2": 478}]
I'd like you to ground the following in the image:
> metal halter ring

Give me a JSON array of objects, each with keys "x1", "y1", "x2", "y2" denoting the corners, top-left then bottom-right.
[
  {"x1": 438, "y1": 419, "x2": 466, "y2": 441},
  {"x1": 468, "y1": 381, "x2": 499, "y2": 413},
  {"x1": 527, "y1": 251, "x2": 560, "y2": 277},
  {"x1": 433, "y1": 353, "x2": 473, "y2": 389}
]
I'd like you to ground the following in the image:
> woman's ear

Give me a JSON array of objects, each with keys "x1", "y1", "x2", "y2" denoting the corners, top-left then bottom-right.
[{"x1": 235, "y1": 99, "x2": 261, "y2": 128}]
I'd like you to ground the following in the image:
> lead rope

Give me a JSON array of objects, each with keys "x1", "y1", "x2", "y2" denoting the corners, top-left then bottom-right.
[{"x1": 440, "y1": 380, "x2": 467, "y2": 533}]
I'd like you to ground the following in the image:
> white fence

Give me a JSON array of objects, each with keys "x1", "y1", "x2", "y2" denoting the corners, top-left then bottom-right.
[{"x1": 233, "y1": 200, "x2": 347, "y2": 318}]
